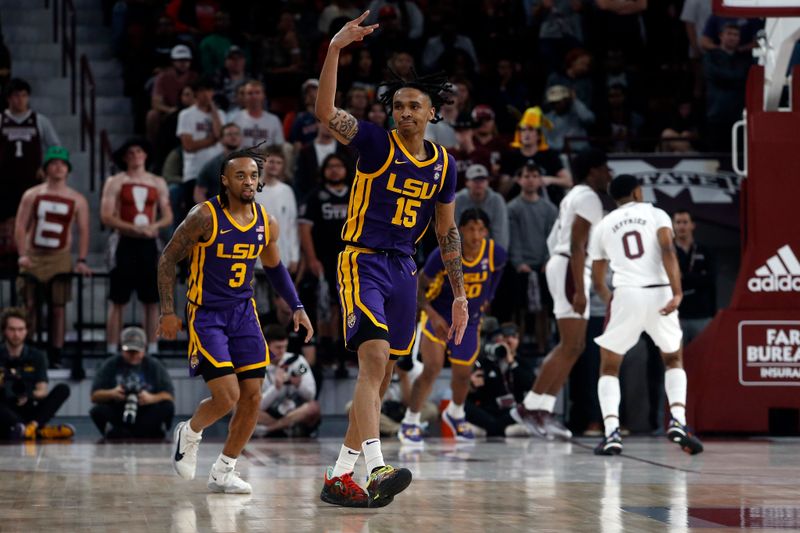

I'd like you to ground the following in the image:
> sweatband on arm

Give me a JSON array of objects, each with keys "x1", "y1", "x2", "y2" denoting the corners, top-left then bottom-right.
[{"x1": 264, "y1": 261, "x2": 303, "y2": 310}]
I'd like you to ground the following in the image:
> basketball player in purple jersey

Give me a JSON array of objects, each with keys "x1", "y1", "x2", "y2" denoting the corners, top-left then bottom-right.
[
  {"x1": 157, "y1": 146, "x2": 313, "y2": 494},
  {"x1": 399, "y1": 208, "x2": 507, "y2": 446},
  {"x1": 316, "y1": 12, "x2": 469, "y2": 508}
]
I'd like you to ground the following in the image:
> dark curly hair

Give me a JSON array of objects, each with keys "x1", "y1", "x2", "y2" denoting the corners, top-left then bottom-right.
[
  {"x1": 218, "y1": 142, "x2": 267, "y2": 207},
  {"x1": 377, "y1": 69, "x2": 454, "y2": 124}
]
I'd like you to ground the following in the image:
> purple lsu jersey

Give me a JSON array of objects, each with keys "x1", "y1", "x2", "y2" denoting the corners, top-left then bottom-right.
[
  {"x1": 187, "y1": 196, "x2": 269, "y2": 307},
  {"x1": 342, "y1": 121, "x2": 457, "y2": 255},
  {"x1": 424, "y1": 238, "x2": 507, "y2": 323}
]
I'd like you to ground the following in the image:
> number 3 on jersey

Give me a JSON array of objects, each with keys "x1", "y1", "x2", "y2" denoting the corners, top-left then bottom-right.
[
  {"x1": 391, "y1": 197, "x2": 421, "y2": 228},
  {"x1": 622, "y1": 230, "x2": 644, "y2": 259},
  {"x1": 229, "y1": 263, "x2": 247, "y2": 287}
]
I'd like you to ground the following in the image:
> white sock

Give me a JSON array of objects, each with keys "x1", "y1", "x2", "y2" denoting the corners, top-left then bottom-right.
[
  {"x1": 332, "y1": 445, "x2": 360, "y2": 478},
  {"x1": 665, "y1": 368, "x2": 688, "y2": 425},
  {"x1": 523, "y1": 391, "x2": 544, "y2": 411},
  {"x1": 107, "y1": 343, "x2": 118, "y2": 355},
  {"x1": 446, "y1": 401, "x2": 465, "y2": 419},
  {"x1": 148, "y1": 342, "x2": 158, "y2": 354},
  {"x1": 186, "y1": 420, "x2": 203, "y2": 439},
  {"x1": 598, "y1": 375, "x2": 621, "y2": 437},
  {"x1": 362, "y1": 438, "x2": 385, "y2": 473},
  {"x1": 213, "y1": 453, "x2": 236, "y2": 471},
  {"x1": 402, "y1": 409, "x2": 421, "y2": 426},
  {"x1": 540, "y1": 394, "x2": 557, "y2": 413}
]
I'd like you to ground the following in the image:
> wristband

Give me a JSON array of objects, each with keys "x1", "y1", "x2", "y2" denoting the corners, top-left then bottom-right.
[
  {"x1": 264, "y1": 261, "x2": 303, "y2": 310},
  {"x1": 454, "y1": 296, "x2": 468, "y2": 303},
  {"x1": 77, "y1": 258, "x2": 87, "y2": 264}
]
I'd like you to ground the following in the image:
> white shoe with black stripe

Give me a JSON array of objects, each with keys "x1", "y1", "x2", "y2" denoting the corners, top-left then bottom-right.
[{"x1": 172, "y1": 421, "x2": 201, "y2": 480}]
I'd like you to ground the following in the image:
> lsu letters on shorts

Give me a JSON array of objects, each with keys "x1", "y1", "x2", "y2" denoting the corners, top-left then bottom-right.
[
  {"x1": 545, "y1": 253, "x2": 590, "y2": 320},
  {"x1": 337, "y1": 245, "x2": 417, "y2": 359},
  {"x1": 594, "y1": 286, "x2": 683, "y2": 354}
]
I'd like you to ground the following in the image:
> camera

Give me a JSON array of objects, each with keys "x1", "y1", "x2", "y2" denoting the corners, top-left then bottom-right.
[
  {"x1": 484, "y1": 343, "x2": 508, "y2": 361},
  {"x1": 121, "y1": 373, "x2": 142, "y2": 425}
]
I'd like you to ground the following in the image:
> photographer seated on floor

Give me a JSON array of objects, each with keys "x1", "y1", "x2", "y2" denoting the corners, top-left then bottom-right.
[
  {"x1": 466, "y1": 322, "x2": 535, "y2": 438},
  {"x1": 254, "y1": 325, "x2": 320, "y2": 438},
  {"x1": 0, "y1": 307, "x2": 73, "y2": 440},
  {"x1": 90, "y1": 327, "x2": 175, "y2": 439}
]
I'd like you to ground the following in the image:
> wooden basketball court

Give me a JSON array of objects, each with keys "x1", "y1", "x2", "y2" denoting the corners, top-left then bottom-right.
[{"x1": 2, "y1": 437, "x2": 799, "y2": 531}]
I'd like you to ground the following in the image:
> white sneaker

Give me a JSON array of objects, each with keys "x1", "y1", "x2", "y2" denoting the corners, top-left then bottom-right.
[
  {"x1": 172, "y1": 421, "x2": 201, "y2": 480},
  {"x1": 208, "y1": 465, "x2": 252, "y2": 494}
]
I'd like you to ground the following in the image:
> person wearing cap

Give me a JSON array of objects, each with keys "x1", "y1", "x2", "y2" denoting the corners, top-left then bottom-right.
[
  {"x1": 211, "y1": 45, "x2": 249, "y2": 112},
  {"x1": 455, "y1": 164, "x2": 509, "y2": 249},
  {"x1": 255, "y1": 325, "x2": 320, "y2": 438},
  {"x1": 175, "y1": 77, "x2": 225, "y2": 226},
  {"x1": 14, "y1": 146, "x2": 92, "y2": 370},
  {"x1": 288, "y1": 78, "x2": 321, "y2": 150},
  {"x1": 515, "y1": 148, "x2": 611, "y2": 440},
  {"x1": 90, "y1": 326, "x2": 175, "y2": 439},
  {"x1": 146, "y1": 44, "x2": 198, "y2": 145},
  {"x1": 0, "y1": 78, "x2": 62, "y2": 269},
  {"x1": 100, "y1": 139, "x2": 174, "y2": 358},
  {"x1": 230, "y1": 79, "x2": 285, "y2": 150},
  {"x1": 507, "y1": 162, "x2": 558, "y2": 355},
  {"x1": 0, "y1": 307, "x2": 73, "y2": 440},
  {"x1": 502, "y1": 106, "x2": 572, "y2": 203},
  {"x1": 544, "y1": 84, "x2": 595, "y2": 152},
  {"x1": 465, "y1": 322, "x2": 535, "y2": 437}
]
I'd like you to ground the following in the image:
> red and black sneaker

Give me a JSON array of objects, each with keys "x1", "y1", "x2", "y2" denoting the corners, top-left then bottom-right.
[{"x1": 319, "y1": 467, "x2": 369, "y2": 508}]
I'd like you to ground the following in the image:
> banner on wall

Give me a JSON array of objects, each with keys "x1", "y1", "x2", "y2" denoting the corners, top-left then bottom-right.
[
  {"x1": 738, "y1": 320, "x2": 800, "y2": 385},
  {"x1": 608, "y1": 155, "x2": 741, "y2": 229}
]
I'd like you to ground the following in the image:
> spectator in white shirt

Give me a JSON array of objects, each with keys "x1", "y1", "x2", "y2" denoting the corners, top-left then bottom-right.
[
  {"x1": 231, "y1": 80, "x2": 285, "y2": 150},
  {"x1": 175, "y1": 78, "x2": 225, "y2": 226}
]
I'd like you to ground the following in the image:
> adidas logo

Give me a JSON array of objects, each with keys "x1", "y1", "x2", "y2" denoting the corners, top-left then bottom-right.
[{"x1": 747, "y1": 245, "x2": 800, "y2": 292}]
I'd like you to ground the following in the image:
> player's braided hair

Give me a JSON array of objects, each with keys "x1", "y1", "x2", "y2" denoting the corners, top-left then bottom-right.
[
  {"x1": 377, "y1": 69, "x2": 454, "y2": 124},
  {"x1": 218, "y1": 142, "x2": 266, "y2": 207}
]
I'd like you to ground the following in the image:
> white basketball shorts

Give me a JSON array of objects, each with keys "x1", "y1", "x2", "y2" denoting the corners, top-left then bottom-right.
[
  {"x1": 545, "y1": 254, "x2": 590, "y2": 320},
  {"x1": 594, "y1": 285, "x2": 683, "y2": 354}
]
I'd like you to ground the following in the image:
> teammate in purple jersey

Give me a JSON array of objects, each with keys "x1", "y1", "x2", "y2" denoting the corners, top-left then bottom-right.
[
  {"x1": 315, "y1": 12, "x2": 469, "y2": 508},
  {"x1": 399, "y1": 208, "x2": 507, "y2": 446},
  {"x1": 157, "y1": 145, "x2": 313, "y2": 494}
]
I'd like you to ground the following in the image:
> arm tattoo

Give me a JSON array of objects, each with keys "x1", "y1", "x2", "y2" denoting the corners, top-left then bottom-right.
[
  {"x1": 437, "y1": 224, "x2": 465, "y2": 297},
  {"x1": 328, "y1": 109, "x2": 359, "y2": 141},
  {"x1": 157, "y1": 207, "x2": 213, "y2": 314}
]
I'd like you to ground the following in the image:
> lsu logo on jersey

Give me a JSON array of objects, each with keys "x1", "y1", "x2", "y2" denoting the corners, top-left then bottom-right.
[
  {"x1": 215, "y1": 243, "x2": 263, "y2": 260},
  {"x1": 386, "y1": 173, "x2": 437, "y2": 200}
]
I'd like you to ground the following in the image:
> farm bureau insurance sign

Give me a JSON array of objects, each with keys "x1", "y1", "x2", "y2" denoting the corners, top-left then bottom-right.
[{"x1": 738, "y1": 321, "x2": 800, "y2": 385}]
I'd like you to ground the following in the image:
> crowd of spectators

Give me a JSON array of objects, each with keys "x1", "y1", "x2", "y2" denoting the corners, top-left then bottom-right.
[{"x1": 0, "y1": 0, "x2": 729, "y2": 440}]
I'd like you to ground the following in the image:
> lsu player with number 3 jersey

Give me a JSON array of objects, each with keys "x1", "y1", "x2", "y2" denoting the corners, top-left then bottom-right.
[
  {"x1": 157, "y1": 146, "x2": 313, "y2": 494},
  {"x1": 589, "y1": 174, "x2": 703, "y2": 456},
  {"x1": 398, "y1": 208, "x2": 506, "y2": 446},
  {"x1": 315, "y1": 12, "x2": 468, "y2": 508}
]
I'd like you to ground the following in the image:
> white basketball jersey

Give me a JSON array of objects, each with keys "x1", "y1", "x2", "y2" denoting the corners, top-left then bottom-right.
[
  {"x1": 589, "y1": 202, "x2": 673, "y2": 287},
  {"x1": 547, "y1": 184, "x2": 603, "y2": 255}
]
